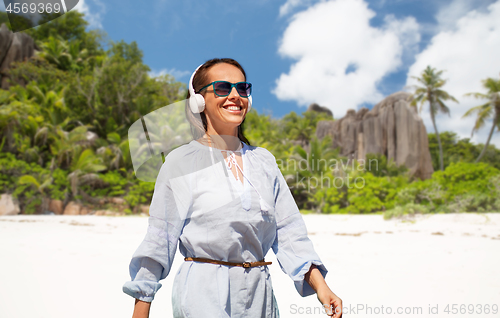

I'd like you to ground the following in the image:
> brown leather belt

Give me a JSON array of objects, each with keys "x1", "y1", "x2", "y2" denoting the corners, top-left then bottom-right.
[{"x1": 184, "y1": 257, "x2": 272, "y2": 268}]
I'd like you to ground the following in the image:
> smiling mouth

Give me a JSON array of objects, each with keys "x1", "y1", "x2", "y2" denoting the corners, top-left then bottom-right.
[{"x1": 222, "y1": 105, "x2": 242, "y2": 111}]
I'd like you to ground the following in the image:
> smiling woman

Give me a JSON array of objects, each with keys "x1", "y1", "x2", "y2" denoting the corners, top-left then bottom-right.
[
  {"x1": 122, "y1": 58, "x2": 343, "y2": 318},
  {"x1": 185, "y1": 58, "x2": 252, "y2": 146}
]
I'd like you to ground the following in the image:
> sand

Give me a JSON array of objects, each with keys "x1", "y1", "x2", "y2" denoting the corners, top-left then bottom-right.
[{"x1": 0, "y1": 213, "x2": 499, "y2": 318}]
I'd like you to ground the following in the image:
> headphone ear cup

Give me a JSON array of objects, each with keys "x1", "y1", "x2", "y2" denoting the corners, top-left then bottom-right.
[
  {"x1": 189, "y1": 94, "x2": 205, "y2": 113},
  {"x1": 188, "y1": 64, "x2": 206, "y2": 113},
  {"x1": 195, "y1": 94, "x2": 205, "y2": 112}
]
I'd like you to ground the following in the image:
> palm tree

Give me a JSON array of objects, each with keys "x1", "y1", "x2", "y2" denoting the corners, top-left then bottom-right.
[
  {"x1": 27, "y1": 81, "x2": 68, "y2": 126},
  {"x1": 0, "y1": 87, "x2": 36, "y2": 154},
  {"x1": 68, "y1": 148, "x2": 107, "y2": 203},
  {"x1": 463, "y1": 77, "x2": 500, "y2": 162},
  {"x1": 281, "y1": 112, "x2": 313, "y2": 148},
  {"x1": 289, "y1": 135, "x2": 338, "y2": 211},
  {"x1": 67, "y1": 39, "x2": 90, "y2": 72},
  {"x1": 96, "y1": 132, "x2": 128, "y2": 170},
  {"x1": 37, "y1": 36, "x2": 71, "y2": 70},
  {"x1": 49, "y1": 125, "x2": 90, "y2": 169},
  {"x1": 18, "y1": 173, "x2": 53, "y2": 214},
  {"x1": 37, "y1": 36, "x2": 89, "y2": 72},
  {"x1": 409, "y1": 66, "x2": 458, "y2": 171}
]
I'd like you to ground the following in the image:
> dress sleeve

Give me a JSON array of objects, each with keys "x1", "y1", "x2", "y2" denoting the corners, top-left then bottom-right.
[
  {"x1": 122, "y1": 162, "x2": 190, "y2": 302},
  {"x1": 271, "y1": 162, "x2": 328, "y2": 297}
]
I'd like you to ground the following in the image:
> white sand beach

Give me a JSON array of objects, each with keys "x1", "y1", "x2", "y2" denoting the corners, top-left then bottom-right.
[{"x1": 0, "y1": 213, "x2": 499, "y2": 318}]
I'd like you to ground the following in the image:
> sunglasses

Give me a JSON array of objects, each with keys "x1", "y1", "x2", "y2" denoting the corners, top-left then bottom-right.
[{"x1": 197, "y1": 81, "x2": 252, "y2": 98}]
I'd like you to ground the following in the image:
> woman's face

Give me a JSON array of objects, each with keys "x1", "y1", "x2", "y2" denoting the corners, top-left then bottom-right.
[{"x1": 202, "y1": 63, "x2": 249, "y2": 136}]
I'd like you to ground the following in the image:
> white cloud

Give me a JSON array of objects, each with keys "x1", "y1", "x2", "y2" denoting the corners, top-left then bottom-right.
[
  {"x1": 435, "y1": 0, "x2": 494, "y2": 32},
  {"x1": 149, "y1": 68, "x2": 190, "y2": 80},
  {"x1": 273, "y1": 0, "x2": 419, "y2": 118},
  {"x1": 73, "y1": 0, "x2": 106, "y2": 29},
  {"x1": 383, "y1": 14, "x2": 421, "y2": 62},
  {"x1": 406, "y1": 0, "x2": 500, "y2": 148},
  {"x1": 279, "y1": 0, "x2": 317, "y2": 17},
  {"x1": 436, "y1": 0, "x2": 475, "y2": 31}
]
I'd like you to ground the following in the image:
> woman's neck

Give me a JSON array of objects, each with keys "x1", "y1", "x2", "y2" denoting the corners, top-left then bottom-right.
[{"x1": 202, "y1": 131, "x2": 241, "y2": 151}]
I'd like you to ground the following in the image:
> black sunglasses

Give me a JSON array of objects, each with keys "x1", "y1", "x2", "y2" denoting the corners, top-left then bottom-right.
[{"x1": 197, "y1": 81, "x2": 252, "y2": 98}]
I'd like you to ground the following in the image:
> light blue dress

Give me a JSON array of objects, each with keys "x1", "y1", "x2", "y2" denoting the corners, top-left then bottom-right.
[{"x1": 122, "y1": 140, "x2": 327, "y2": 317}]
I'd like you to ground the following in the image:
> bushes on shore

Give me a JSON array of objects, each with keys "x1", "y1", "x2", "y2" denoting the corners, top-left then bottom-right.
[{"x1": 382, "y1": 162, "x2": 500, "y2": 219}]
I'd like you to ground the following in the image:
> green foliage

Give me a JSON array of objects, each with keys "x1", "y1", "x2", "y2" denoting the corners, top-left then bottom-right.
[
  {"x1": 310, "y1": 184, "x2": 347, "y2": 214},
  {"x1": 344, "y1": 172, "x2": 406, "y2": 213},
  {"x1": 123, "y1": 208, "x2": 133, "y2": 215},
  {"x1": 25, "y1": 11, "x2": 105, "y2": 62},
  {"x1": 432, "y1": 162, "x2": 499, "y2": 200},
  {"x1": 243, "y1": 109, "x2": 279, "y2": 149},
  {"x1": 0, "y1": 9, "x2": 190, "y2": 213},
  {"x1": 37, "y1": 35, "x2": 91, "y2": 72},
  {"x1": 0, "y1": 152, "x2": 33, "y2": 193},
  {"x1": 84, "y1": 170, "x2": 128, "y2": 198},
  {"x1": 124, "y1": 180, "x2": 155, "y2": 209},
  {"x1": 393, "y1": 162, "x2": 500, "y2": 214},
  {"x1": 313, "y1": 170, "x2": 408, "y2": 214},
  {"x1": 312, "y1": 160, "x2": 500, "y2": 216},
  {"x1": 365, "y1": 153, "x2": 409, "y2": 177},
  {"x1": 384, "y1": 203, "x2": 430, "y2": 220},
  {"x1": 0, "y1": 152, "x2": 67, "y2": 213},
  {"x1": 25, "y1": 11, "x2": 88, "y2": 43},
  {"x1": 427, "y1": 132, "x2": 500, "y2": 171},
  {"x1": 108, "y1": 40, "x2": 144, "y2": 65},
  {"x1": 8, "y1": 57, "x2": 70, "y2": 89},
  {"x1": 0, "y1": 11, "x2": 33, "y2": 31},
  {"x1": 48, "y1": 168, "x2": 69, "y2": 201},
  {"x1": 280, "y1": 110, "x2": 333, "y2": 147}
]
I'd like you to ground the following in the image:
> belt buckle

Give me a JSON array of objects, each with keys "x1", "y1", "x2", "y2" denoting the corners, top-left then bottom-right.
[{"x1": 242, "y1": 262, "x2": 251, "y2": 268}]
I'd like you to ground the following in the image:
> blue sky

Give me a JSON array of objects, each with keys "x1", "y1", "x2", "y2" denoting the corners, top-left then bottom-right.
[{"x1": 3, "y1": 0, "x2": 500, "y2": 146}]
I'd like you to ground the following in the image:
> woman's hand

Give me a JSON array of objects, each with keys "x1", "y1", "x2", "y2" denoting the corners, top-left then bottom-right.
[
  {"x1": 316, "y1": 286, "x2": 343, "y2": 317},
  {"x1": 305, "y1": 265, "x2": 343, "y2": 317}
]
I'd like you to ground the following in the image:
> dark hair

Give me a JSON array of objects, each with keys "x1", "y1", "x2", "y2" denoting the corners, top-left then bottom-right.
[{"x1": 185, "y1": 58, "x2": 251, "y2": 146}]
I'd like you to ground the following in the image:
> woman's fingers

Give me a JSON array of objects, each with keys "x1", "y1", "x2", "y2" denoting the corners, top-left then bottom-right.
[
  {"x1": 322, "y1": 302, "x2": 333, "y2": 316},
  {"x1": 323, "y1": 297, "x2": 342, "y2": 317},
  {"x1": 331, "y1": 297, "x2": 343, "y2": 318}
]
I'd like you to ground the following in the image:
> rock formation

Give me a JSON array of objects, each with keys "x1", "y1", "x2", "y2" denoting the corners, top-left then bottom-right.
[
  {"x1": 63, "y1": 201, "x2": 82, "y2": 215},
  {"x1": 0, "y1": 193, "x2": 20, "y2": 215},
  {"x1": 316, "y1": 92, "x2": 434, "y2": 179},
  {"x1": 0, "y1": 23, "x2": 39, "y2": 90},
  {"x1": 307, "y1": 103, "x2": 333, "y2": 118},
  {"x1": 48, "y1": 199, "x2": 64, "y2": 215}
]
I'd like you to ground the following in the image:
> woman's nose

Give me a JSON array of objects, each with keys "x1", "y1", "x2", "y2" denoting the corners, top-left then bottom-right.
[{"x1": 228, "y1": 86, "x2": 240, "y2": 99}]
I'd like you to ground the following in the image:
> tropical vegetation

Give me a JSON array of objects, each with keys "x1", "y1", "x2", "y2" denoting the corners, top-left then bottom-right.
[{"x1": 0, "y1": 11, "x2": 499, "y2": 218}]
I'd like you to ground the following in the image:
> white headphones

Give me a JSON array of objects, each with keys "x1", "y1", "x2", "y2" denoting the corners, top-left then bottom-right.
[{"x1": 188, "y1": 63, "x2": 252, "y2": 114}]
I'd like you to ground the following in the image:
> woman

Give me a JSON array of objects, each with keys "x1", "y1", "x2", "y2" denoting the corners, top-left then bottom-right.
[{"x1": 123, "y1": 58, "x2": 342, "y2": 317}]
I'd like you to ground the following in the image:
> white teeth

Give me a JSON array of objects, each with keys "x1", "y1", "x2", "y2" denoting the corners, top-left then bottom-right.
[{"x1": 225, "y1": 106, "x2": 240, "y2": 111}]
